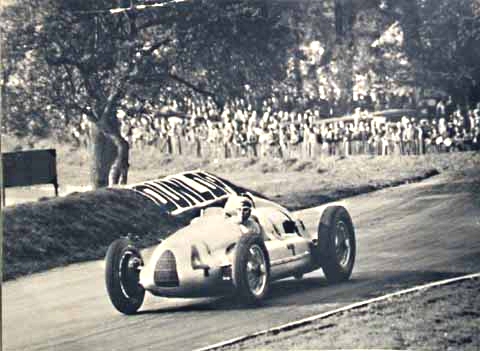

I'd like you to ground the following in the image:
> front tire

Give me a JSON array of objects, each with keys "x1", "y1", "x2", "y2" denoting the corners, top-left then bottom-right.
[
  {"x1": 316, "y1": 206, "x2": 356, "y2": 284},
  {"x1": 105, "y1": 238, "x2": 145, "y2": 315},
  {"x1": 233, "y1": 234, "x2": 270, "y2": 304}
]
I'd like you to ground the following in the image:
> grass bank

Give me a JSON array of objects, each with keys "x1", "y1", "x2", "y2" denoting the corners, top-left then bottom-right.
[
  {"x1": 2, "y1": 189, "x2": 191, "y2": 280},
  {"x1": 3, "y1": 136, "x2": 480, "y2": 280},
  {"x1": 221, "y1": 277, "x2": 480, "y2": 350}
]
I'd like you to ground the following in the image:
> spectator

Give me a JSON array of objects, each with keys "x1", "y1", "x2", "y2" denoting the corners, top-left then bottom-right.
[
  {"x1": 67, "y1": 91, "x2": 479, "y2": 160},
  {"x1": 436, "y1": 99, "x2": 446, "y2": 120},
  {"x1": 288, "y1": 123, "x2": 301, "y2": 158},
  {"x1": 223, "y1": 121, "x2": 234, "y2": 158},
  {"x1": 246, "y1": 125, "x2": 259, "y2": 157}
]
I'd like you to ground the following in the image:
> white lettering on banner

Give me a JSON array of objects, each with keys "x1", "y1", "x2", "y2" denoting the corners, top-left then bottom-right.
[
  {"x1": 137, "y1": 188, "x2": 163, "y2": 205},
  {"x1": 177, "y1": 175, "x2": 211, "y2": 194},
  {"x1": 128, "y1": 171, "x2": 238, "y2": 215},
  {"x1": 150, "y1": 182, "x2": 182, "y2": 201},
  {"x1": 162, "y1": 180, "x2": 200, "y2": 206},
  {"x1": 143, "y1": 188, "x2": 169, "y2": 204}
]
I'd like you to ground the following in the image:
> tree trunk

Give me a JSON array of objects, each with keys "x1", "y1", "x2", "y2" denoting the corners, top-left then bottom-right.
[
  {"x1": 335, "y1": 0, "x2": 355, "y2": 114},
  {"x1": 108, "y1": 133, "x2": 130, "y2": 186},
  {"x1": 90, "y1": 123, "x2": 117, "y2": 189}
]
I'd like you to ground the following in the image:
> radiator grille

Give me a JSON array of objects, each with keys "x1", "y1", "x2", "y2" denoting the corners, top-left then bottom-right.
[{"x1": 154, "y1": 250, "x2": 179, "y2": 287}]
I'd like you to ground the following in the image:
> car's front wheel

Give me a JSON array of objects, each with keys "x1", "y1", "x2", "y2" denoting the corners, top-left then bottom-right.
[
  {"x1": 316, "y1": 206, "x2": 356, "y2": 284},
  {"x1": 105, "y1": 238, "x2": 145, "y2": 315},
  {"x1": 233, "y1": 234, "x2": 270, "y2": 304}
]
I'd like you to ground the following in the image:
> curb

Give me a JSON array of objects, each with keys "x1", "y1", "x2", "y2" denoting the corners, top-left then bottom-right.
[{"x1": 194, "y1": 272, "x2": 480, "y2": 351}]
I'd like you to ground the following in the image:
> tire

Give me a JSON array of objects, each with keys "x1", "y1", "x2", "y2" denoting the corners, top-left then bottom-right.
[
  {"x1": 232, "y1": 234, "x2": 270, "y2": 304},
  {"x1": 316, "y1": 206, "x2": 356, "y2": 284},
  {"x1": 105, "y1": 238, "x2": 145, "y2": 315}
]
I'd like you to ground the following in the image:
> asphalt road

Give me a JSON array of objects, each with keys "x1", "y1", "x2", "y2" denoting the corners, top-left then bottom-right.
[{"x1": 3, "y1": 173, "x2": 480, "y2": 351}]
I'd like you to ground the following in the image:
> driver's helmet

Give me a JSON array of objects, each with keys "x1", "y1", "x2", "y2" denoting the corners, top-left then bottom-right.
[{"x1": 224, "y1": 195, "x2": 253, "y2": 218}]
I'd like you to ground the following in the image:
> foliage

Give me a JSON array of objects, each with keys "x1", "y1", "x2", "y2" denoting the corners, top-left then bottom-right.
[
  {"x1": 384, "y1": 0, "x2": 480, "y2": 103},
  {"x1": 2, "y1": 0, "x2": 480, "y2": 140},
  {"x1": 1, "y1": 0, "x2": 296, "y2": 186},
  {"x1": 1, "y1": 0, "x2": 294, "y2": 135},
  {"x1": 415, "y1": 0, "x2": 480, "y2": 102}
]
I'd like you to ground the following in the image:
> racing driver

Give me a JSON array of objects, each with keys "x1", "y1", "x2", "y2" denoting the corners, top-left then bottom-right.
[{"x1": 224, "y1": 195, "x2": 261, "y2": 236}]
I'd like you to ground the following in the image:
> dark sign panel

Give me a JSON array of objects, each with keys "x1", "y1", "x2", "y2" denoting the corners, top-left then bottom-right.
[
  {"x1": 129, "y1": 171, "x2": 237, "y2": 215},
  {"x1": 2, "y1": 149, "x2": 58, "y2": 189}
]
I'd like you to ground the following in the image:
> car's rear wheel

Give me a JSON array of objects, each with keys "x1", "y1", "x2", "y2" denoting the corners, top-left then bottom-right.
[
  {"x1": 316, "y1": 206, "x2": 356, "y2": 284},
  {"x1": 105, "y1": 238, "x2": 145, "y2": 315},
  {"x1": 233, "y1": 234, "x2": 270, "y2": 304}
]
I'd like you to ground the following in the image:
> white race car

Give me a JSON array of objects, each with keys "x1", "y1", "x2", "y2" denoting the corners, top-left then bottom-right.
[{"x1": 105, "y1": 172, "x2": 356, "y2": 314}]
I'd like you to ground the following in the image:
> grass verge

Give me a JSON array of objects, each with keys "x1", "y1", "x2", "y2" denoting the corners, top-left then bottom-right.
[
  {"x1": 3, "y1": 189, "x2": 191, "y2": 280},
  {"x1": 3, "y1": 142, "x2": 480, "y2": 281},
  {"x1": 220, "y1": 277, "x2": 480, "y2": 350}
]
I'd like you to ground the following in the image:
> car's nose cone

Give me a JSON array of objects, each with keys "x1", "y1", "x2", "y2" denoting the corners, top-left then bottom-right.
[{"x1": 154, "y1": 250, "x2": 179, "y2": 287}]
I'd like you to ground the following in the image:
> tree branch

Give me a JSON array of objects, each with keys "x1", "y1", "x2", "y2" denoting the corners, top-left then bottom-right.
[
  {"x1": 168, "y1": 72, "x2": 222, "y2": 109},
  {"x1": 67, "y1": 101, "x2": 98, "y2": 122},
  {"x1": 102, "y1": 76, "x2": 128, "y2": 119},
  {"x1": 63, "y1": 65, "x2": 78, "y2": 96},
  {"x1": 141, "y1": 38, "x2": 172, "y2": 56},
  {"x1": 45, "y1": 53, "x2": 81, "y2": 68}
]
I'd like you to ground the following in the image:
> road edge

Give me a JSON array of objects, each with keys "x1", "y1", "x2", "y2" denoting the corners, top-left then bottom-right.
[{"x1": 194, "y1": 272, "x2": 480, "y2": 351}]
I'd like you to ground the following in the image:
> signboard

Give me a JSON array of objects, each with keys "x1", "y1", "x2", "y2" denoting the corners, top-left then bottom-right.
[
  {"x1": 128, "y1": 171, "x2": 238, "y2": 215},
  {"x1": 2, "y1": 149, "x2": 58, "y2": 193}
]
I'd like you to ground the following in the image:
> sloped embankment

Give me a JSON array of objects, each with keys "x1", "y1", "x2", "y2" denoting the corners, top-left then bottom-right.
[
  {"x1": 3, "y1": 188, "x2": 191, "y2": 281},
  {"x1": 3, "y1": 167, "x2": 442, "y2": 281}
]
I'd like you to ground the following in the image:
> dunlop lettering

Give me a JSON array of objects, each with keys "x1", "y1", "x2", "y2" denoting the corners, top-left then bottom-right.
[
  {"x1": 128, "y1": 171, "x2": 238, "y2": 215},
  {"x1": 184, "y1": 173, "x2": 228, "y2": 198},
  {"x1": 133, "y1": 185, "x2": 179, "y2": 213},
  {"x1": 152, "y1": 181, "x2": 191, "y2": 209},
  {"x1": 199, "y1": 172, "x2": 235, "y2": 193},
  {"x1": 163, "y1": 179, "x2": 204, "y2": 205},
  {"x1": 175, "y1": 176, "x2": 215, "y2": 201}
]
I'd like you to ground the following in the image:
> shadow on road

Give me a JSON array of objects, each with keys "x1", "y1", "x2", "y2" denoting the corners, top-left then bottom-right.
[{"x1": 137, "y1": 270, "x2": 468, "y2": 315}]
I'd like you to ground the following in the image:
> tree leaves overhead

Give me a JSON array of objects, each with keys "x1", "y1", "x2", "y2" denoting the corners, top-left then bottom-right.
[
  {"x1": 2, "y1": 0, "x2": 297, "y2": 137},
  {"x1": 3, "y1": 0, "x2": 480, "y2": 139}
]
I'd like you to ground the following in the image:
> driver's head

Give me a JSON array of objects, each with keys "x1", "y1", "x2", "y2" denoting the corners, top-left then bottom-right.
[
  {"x1": 225, "y1": 195, "x2": 253, "y2": 224},
  {"x1": 236, "y1": 197, "x2": 253, "y2": 224}
]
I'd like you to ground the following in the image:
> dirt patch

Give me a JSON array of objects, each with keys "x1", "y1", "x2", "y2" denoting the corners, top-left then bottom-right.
[{"x1": 221, "y1": 277, "x2": 480, "y2": 351}]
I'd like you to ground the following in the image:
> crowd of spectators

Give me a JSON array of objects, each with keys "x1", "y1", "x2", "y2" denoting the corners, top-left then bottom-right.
[{"x1": 71, "y1": 94, "x2": 480, "y2": 160}]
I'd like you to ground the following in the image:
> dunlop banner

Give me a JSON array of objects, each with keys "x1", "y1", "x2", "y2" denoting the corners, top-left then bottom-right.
[{"x1": 128, "y1": 171, "x2": 238, "y2": 215}]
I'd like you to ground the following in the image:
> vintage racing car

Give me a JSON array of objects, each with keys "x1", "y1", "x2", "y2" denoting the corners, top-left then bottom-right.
[{"x1": 105, "y1": 171, "x2": 356, "y2": 314}]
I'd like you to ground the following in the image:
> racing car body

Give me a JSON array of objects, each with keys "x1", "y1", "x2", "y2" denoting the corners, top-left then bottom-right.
[{"x1": 105, "y1": 172, "x2": 356, "y2": 314}]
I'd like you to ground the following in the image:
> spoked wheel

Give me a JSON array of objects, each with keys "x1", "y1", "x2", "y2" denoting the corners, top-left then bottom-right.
[
  {"x1": 316, "y1": 206, "x2": 356, "y2": 284},
  {"x1": 233, "y1": 234, "x2": 270, "y2": 304},
  {"x1": 245, "y1": 244, "x2": 268, "y2": 296},
  {"x1": 105, "y1": 238, "x2": 145, "y2": 315},
  {"x1": 334, "y1": 219, "x2": 353, "y2": 270}
]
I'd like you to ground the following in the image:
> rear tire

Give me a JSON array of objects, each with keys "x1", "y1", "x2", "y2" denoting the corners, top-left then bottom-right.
[
  {"x1": 316, "y1": 206, "x2": 356, "y2": 284},
  {"x1": 233, "y1": 234, "x2": 270, "y2": 304},
  {"x1": 105, "y1": 238, "x2": 145, "y2": 315}
]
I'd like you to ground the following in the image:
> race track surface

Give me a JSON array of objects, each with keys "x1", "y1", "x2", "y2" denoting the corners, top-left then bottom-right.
[{"x1": 3, "y1": 173, "x2": 480, "y2": 351}]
